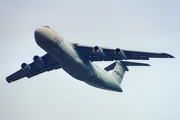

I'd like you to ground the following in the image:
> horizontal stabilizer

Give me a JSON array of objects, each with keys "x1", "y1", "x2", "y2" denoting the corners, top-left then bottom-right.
[
  {"x1": 120, "y1": 61, "x2": 150, "y2": 66},
  {"x1": 104, "y1": 62, "x2": 116, "y2": 71},
  {"x1": 104, "y1": 61, "x2": 150, "y2": 71}
]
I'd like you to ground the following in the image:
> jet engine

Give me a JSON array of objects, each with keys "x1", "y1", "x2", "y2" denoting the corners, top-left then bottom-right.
[
  {"x1": 21, "y1": 63, "x2": 34, "y2": 78},
  {"x1": 33, "y1": 55, "x2": 44, "y2": 67},
  {"x1": 93, "y1": 46, "x2": 105, "y2": 57},
  {"x1": 21, "y1": 63, "x2": 31, "y2": 71},
  {"x1": 114, "y1": 48, "x2": 127, "y2": 59}
]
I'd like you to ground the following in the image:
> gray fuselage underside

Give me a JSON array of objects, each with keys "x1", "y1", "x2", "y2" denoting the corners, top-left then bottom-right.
[{"x1": 34, "y1": 27, "x2": 122, "y2": 92}]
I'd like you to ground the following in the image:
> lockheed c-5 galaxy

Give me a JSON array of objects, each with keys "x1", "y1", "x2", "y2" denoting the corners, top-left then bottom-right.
[{"x1": 6, "y1": 26, "x2": 174, "y2": 92}]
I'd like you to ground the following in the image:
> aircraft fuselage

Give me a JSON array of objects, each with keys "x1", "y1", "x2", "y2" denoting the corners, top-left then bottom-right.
[{"x1": 34, "y1": 26, "x2": 122, "y2": 92}]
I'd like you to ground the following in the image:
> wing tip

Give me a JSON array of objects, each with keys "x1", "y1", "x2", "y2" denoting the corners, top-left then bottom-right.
[
  {"x1": 162, "y1": 53, "x2": 175, "y2": 58},
  {"x1": 6, "y1": 77, "x2": 12, "y2": 83}
]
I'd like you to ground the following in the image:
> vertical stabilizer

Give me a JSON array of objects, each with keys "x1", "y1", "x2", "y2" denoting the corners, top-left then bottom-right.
[
  {"x1": 110, "y1": 61, "x2": 150, "y2": 85},
  {"x1": 111, "y1": 61, "x2": 127, "y2": 85}
]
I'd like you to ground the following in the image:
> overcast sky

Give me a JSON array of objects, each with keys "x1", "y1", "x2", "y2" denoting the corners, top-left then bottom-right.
[{"x1": 0, "y1": 0, "x2": 180, "y2": 120}]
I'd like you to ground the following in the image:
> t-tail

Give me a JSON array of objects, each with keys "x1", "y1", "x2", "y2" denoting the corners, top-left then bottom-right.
[{"x1": 105, "y1": 61, "x2": 150, "y2": 90}]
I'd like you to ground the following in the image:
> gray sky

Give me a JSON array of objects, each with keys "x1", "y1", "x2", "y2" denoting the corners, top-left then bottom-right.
[{"x1": 0, "y1": 0, "x2": 180, "y2": 120}]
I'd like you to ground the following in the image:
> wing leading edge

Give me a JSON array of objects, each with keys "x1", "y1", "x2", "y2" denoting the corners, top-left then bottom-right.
[
  {"x1": 75, "y1": 44, "x2": 174, "y2": 61},
  {"x1": 6, "y1": 54, "x2": 61, "y2": 83}
]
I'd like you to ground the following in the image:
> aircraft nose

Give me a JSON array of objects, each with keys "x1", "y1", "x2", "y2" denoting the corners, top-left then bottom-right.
[
  {"x1": 34, "y1": 28, "x2": 47, "y2": 42},
  {"x1": 34, "y1": 27, "x2": 54, "y2": 43}
]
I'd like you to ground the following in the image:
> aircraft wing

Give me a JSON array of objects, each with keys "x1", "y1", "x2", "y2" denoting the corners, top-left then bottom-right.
[
  {"x1": 75, "y1": 44, "x2": 174, "y2": 61},
  {"x1": 6, "y1": 54, "x2": 61, "y2": 83}
]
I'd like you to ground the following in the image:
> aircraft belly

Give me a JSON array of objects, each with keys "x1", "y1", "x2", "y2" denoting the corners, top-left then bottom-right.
[
  {"x1": 46, "y1": 46, "x2": 96, "y2": 80},
  {"x1": 60, "y1": 60, "x2": 95, "y2": 81},
  {"x1": 45, "y1": 45, "x2": 122, "y2": 92},
  {"x1": 37, "y1": 38, "x2": 95, "y2": 81}
]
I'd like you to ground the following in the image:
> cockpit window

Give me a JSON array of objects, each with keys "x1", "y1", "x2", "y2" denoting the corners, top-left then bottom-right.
[{"x1": 44, "y1": 26, "x2": 50, "y2": 28}]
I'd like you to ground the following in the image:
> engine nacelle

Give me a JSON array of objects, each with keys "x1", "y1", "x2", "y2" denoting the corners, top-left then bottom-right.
[
  {"x1": 114, "y1": 48, "x2": 127, "y2": 59},
  {"x1": 33, "y1": 55, "x2": 44, "y2": 67},
  {"x1": 21, "y1": 63, "x2": 31, "y2": 71},
  {"x1": 93, "y1": 46, "x2": 105, "y2": 57},
  {"x1": 21, "y1": 63, "x2": 34, "y2": 78}
]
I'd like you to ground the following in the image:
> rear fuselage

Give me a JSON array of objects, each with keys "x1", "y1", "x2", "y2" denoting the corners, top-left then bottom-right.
[{"x1": 34, "y1": 26, "x2": 122, "y2": 92}]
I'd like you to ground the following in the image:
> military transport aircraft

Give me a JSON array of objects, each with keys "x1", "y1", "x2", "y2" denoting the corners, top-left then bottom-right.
[{"x1": 6, "y1": 26, "x2": 174, "y2": 92}]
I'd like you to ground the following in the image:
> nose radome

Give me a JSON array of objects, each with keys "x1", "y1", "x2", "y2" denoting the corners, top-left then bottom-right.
[
  {"x1": 34, "y1": 27, "x2": 54, "y2": 43},
  {"x1": 34, "y1": 28, "x2": 45, "y2": 42},
  {"x1": 35, "y1": 28, "x2": 41, "y2": 34}
]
